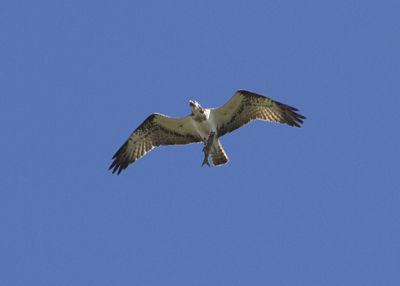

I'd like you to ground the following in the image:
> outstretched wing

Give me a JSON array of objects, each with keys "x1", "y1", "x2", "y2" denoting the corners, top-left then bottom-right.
[
  {"x1": 109, "y1": 113, "x2": 201, "y2": 174},
  {"x1": 212, "y1": 90, "x2": 306, "y2": 136}
]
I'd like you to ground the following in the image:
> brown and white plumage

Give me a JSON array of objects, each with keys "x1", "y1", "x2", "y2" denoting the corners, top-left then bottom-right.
[
  {"x1": 109, "y1": 89, "x2": 305, "y2": 174},
  {"x1": 109, "y1": 114, "x2": 202, "y2": 174},
  {"x1": 212, "y1": 90, "x2": 305, "y2": 136}
]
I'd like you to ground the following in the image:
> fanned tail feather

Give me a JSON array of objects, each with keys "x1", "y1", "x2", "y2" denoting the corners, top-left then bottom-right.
[{"x1": 211, "y1": 140, "x2": 229, "y2": 166}]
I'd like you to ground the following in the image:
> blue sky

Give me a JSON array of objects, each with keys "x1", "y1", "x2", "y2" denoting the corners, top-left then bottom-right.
[{"x1": 1, "y1": 0, "x2": 399, "y2": 285}]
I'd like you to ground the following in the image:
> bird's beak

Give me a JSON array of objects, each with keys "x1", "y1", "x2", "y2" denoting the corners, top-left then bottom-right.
[{"x1": 189, "y1": 100, "x2": 195, "y2": 107}]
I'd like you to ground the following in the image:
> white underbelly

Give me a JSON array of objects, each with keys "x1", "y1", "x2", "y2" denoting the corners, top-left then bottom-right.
[{"x1": 191, "y1": 118, "x2": 214, "y2": 140}]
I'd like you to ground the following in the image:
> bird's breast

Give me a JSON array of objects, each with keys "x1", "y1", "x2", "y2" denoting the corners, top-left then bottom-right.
[{"x1": 191, "y1": 117, "x2": 214, "y2": 140}]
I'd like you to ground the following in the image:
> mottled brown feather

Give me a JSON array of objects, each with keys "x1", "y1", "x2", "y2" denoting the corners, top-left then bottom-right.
[
  {"x1": 109, "y1": 114, "x2": 201, "y2": 174},
  {"x1": 210, "y1": 140, "x2": 229, "y2": 166},
  {"x1": 215, "y1": 90, "x2": 305, "y2": 136}
]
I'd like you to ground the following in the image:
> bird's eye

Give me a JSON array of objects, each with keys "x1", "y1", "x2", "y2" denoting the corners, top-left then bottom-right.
[{"x1": 200, "y1": 110, "x2": 204, "y2": 114}]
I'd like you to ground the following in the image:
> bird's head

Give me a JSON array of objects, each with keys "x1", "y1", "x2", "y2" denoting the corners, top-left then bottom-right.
[{"x1": 189, "y1": 100, "x2": 205, "y2": 115}]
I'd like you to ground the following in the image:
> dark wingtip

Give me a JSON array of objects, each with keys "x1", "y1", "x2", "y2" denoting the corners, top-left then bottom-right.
[
  {"x1": 240, "y1": 90, "x2": 307, "y2": 128},
  {"x1": 108, "y1": 159, "x2": 128, "y2": 175},
  {"x1": 108, "y1": 161, "x2": 119, "y2": 175},
  {"x1": 108, "y1": 162, "x2": 125, "y2": 175},
  {"x1": 276, "y1": 102, "x2": 306, "y2": 128},
  {"x1": 108, "y1": 114, "x2": 159, "y2": 175},
  {"x1": 108, "y1": 137, "x2": 132, "y2": 175}
]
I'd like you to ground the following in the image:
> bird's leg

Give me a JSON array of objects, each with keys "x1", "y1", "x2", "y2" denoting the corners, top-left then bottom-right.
[{"x1": 202, "y1": 132, "x2": 215, "y2": 167}]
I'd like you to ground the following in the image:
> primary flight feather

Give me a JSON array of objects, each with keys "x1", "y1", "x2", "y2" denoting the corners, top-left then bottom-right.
[{"x1": 109, "y1": 90, "x2": 306, "y2": 174}]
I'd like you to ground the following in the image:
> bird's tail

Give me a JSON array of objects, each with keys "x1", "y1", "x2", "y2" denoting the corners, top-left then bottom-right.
[{"x1": 210, "y1": 140, "x2": 229, "y2": 166}]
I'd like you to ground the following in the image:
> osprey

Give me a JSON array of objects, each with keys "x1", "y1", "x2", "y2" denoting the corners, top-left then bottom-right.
[{"x1": 109, "y1": 90, "x2": 305, "y2": 174}]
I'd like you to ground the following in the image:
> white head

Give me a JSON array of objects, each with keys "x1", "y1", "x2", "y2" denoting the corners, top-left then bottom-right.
[{"x1": 189, "y1": 100, "x2": 205, "y2": 116}]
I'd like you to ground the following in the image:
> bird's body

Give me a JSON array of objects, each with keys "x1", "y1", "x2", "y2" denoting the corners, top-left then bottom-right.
[
  {"x1": 189, "y1": 107, "x2": 215, "y2": 140},
  {"x1": 109, "y1": 90, "x2": 306, "y2": 174}
]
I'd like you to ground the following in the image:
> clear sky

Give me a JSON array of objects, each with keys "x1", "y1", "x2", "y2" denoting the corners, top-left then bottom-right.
[{"x1": 1, "y1": 0, "x2": 399, "y2": 285}]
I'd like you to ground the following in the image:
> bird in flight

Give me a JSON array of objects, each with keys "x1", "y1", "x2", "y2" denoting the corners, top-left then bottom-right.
[{"x1": 109, "y1": 90, "x2": 305, "y2": 174}]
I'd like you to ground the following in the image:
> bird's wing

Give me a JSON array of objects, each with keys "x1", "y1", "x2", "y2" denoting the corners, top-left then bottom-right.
[
  {"x1": 109, "y1": 113, "x2": 202, "y2": 174},
  {"x1": 212, "y1": 90, "x2": 306, "y2": 136}
]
